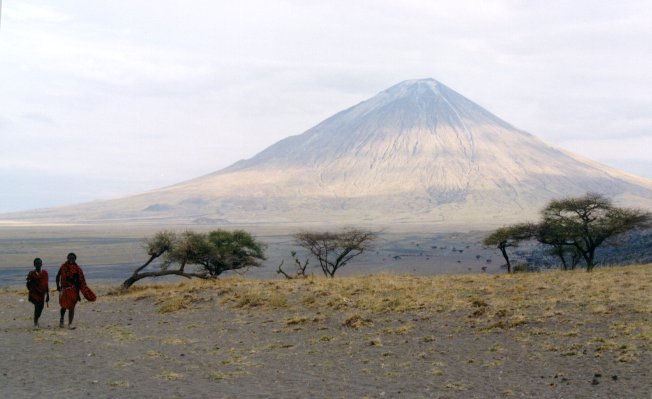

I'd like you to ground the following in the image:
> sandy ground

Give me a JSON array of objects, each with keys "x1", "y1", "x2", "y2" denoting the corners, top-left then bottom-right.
[{"x1": 1, "y1": 269, "x2": 651, "y2": 398}]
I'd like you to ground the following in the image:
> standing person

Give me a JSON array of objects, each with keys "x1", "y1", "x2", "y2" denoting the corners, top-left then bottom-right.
[
  {"x1": 26, "y1": 258, "x2": 49, "y2": 329},
  {"x1": 56, "y1": 252, "x2": 87, "y2": 329}
]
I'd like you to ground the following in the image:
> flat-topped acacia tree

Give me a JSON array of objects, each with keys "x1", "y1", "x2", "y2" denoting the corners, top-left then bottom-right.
[
  {"x1": 122, "y1": 229, "x2": 266, "y2": 289},
  {"x1": 539, "y1": 193, "x2": 651, "y2": 271}
]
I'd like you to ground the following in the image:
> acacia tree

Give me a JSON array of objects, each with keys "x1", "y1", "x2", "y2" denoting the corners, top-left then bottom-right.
[
  {"x1": 546, "y1": 242, "x2": 583, "y2": 270},
  {"x1": 483, "y1": 223, "x2": 534, "y2": 273},
  {"x1": 295, "y1": 228, "x2": 376, "y2": 277},
  {"x1": 121, "y1": 229, "x2": 265, "y2": 289},
  {"x1": 539, "y1": 193, "x2": 651, "y2": 271},
  {"x1": 121, "y1": 231, "x2": 206, "y2": 289},
  {"x1": 165, "y1": 230, "x2": 209, "y2": 273},
  {"x1": 535, "y1": 220, "x2": 583, "y2": 270},
  {"x1": 201, "y1": 229, "x2": 266, "y2": 276}
]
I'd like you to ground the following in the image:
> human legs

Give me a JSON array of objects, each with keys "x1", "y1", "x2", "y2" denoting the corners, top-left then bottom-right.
[
  {"x1": 33, "y1": 302, "x2": 44, "y2": 328},
  {"x1": 59, "y1": 307, "x2": 76, "y2": 328},
  {"x1": 68, "y1": 307, "x2": 75, "y2": 328}
]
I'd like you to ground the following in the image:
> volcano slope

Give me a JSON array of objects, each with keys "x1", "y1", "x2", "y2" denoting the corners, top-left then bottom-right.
[{"x1": 4, "y1": 78, "x2": 652, "y2": 226}]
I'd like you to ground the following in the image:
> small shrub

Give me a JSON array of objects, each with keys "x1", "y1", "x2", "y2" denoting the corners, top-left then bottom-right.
[
  {"x1": 342, "y1": 314, "x2": 371, "y2": 329},
  {"x1": 234, "y1": 291, "x2": 264, "y2": 308}
]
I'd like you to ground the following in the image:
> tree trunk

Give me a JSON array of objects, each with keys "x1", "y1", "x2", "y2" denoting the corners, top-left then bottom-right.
[
  {"x1": 499, "y1": 243, "x2": 511, "y2": 273},
  {"x1": 276, "y1": 260, "x2": 294, "y2": 279},
  {"x1": 556, "y1": 247, "x2": 568, "y2": 271},
  {"x1": 586, "y1": 249, "x2": 596, "y2": 272},
  {"x1": 132, "y1": 255, "x2": 157, "y2": 275},
  {"x1": 122, "y1": 254, "x2": 160, "y2": 289},
  {"x1": 121, "y1": 270, "x2": 209, "y2": 290}
]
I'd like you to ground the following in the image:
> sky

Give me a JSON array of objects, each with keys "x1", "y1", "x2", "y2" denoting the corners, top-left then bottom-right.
[{"x1": 1, "y1": 1, "x2": 651, "y2": 213}]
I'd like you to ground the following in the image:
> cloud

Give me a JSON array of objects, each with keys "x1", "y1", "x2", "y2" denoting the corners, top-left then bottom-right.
[
  {"x1": 22, "y1": 113, "x2": 56, "y2": 125},
  {"x1": 560, "y1": 137, "x2": 652, "y2": 163},
  {"x1": 558, "y1": 136, "x2": 652, "y2": 179},
  {"x1": 3, "y1": 2, "x2": 71, "y2": 23}
]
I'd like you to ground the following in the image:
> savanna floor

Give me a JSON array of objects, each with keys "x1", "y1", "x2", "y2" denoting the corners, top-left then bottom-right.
[{"x1": 1, "y1": 266, "x2": 651, "y2": 398}]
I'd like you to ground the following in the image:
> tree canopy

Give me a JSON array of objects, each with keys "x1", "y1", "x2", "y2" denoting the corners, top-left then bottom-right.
[
  {"x1": 122, "y1": 229, "x2": 266, "y2": 289},
  {"x1": 539, "y1": 193, "x2": 650, "y2": 270}
]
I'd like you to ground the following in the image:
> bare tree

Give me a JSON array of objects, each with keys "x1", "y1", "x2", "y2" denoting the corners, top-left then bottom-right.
[
  {"x1": 277, "y1": 251, "x2": 310, "y2": 279},
  {"x1": 295, "y1": 228, "x2": 376, "y2": 277}
]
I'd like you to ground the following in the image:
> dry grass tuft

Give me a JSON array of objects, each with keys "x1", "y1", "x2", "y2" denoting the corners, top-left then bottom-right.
[
  {"x1": 157, "y1": 371, "x2": 183, "y2": 381},
  {"x1": 443, "y1": 381, "x2": 466, "y2": 391},
  {"x1": 156, "y1": 294, "x2": 198, "y2": 313},
  {"x1": 208, "y1": 370, "x2": 248, "y2": 381},
  {"x1": 233, "y1": 290, "x2": 265, "y2": 308},
  {"x1": 383, "y1": 323, "x2": 414, "y2": 335},
  {"x1": 343, "y1": 314, "x2": 372, "y2": 329},
  {"x1": 160, "y1": 337, "x2": 190, "y2": 345},
  {"x1": 285, "y1": 316, "x2": 308, "y2": 325},
  {"x1": 111, "y1": 266, "x2": 651, "y2": 318},
  {"x1": 107, "y1": 265, "x2": 651, "y2": 363}
]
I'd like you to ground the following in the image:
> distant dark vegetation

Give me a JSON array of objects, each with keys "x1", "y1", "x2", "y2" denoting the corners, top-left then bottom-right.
[
  {"x1": 484, "y1": 193, "x2": 652, "y2": 272},
  {"x1": 503, "y1": 227, "x2": 652, "y2": 271}
]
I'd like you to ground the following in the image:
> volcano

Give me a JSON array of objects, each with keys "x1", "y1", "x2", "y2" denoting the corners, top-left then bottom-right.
[{"x1": 6, "y1": 79, "x2": 652, "y2": 226}]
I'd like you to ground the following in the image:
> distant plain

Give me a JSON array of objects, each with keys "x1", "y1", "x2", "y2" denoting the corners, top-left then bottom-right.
[{"x1": 0, "y1": 224, "x2": 510, "y2": 287}]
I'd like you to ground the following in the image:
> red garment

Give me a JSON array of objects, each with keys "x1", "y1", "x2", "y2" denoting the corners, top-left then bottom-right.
[
  {"x1": 81, "y1": 285, "x2": 97, "y2": 302},
  {"x1": 57, "y1": 262, "x2": 86, "y2": 310},
  {"x1": 26, "y1": 270, "x2": 49, "y2": 304}
]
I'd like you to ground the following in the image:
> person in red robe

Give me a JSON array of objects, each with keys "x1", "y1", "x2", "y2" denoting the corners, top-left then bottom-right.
[
  {"x1": 56, "y1": 252, "x2": 87, "y2": 329},
  {"x1": 26, "y1": 258, "x2": 49, "y2": 329}
]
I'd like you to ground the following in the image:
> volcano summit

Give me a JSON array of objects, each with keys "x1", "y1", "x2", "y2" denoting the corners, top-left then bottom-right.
[{"x1": 7, "y1": 79, "x2": 652, "y2": 226}]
